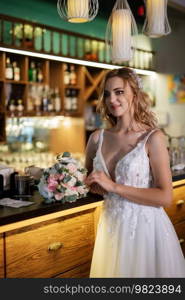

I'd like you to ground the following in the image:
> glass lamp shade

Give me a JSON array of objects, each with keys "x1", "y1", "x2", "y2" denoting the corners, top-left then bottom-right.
[
  {"x1": 57, "y1": 0, "x2": 99, "y2": 23},
  {"x1": 105, "y1": 0, "x2": 138, "y2": 63},
  {"x1": 142, "y1": 0, "x2": 171, "y2": 38}
]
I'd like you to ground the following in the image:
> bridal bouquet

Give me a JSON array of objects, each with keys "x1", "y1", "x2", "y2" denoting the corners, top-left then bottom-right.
[{"x1": 38, "y1": 152, "x2": 89, "y2": 204}]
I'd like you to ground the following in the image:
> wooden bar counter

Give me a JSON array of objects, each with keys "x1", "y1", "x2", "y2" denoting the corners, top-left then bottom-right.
[
  {"x1": 0, "y1": 171, "x2": 185, "y2": 278},
  {"x1": 0, "y1": 192, "x2": 103, "y2": 278}
]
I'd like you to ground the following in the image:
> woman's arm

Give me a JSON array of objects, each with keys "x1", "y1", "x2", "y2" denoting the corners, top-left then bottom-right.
[
  {"x1": 85, "y1": 130, "x2": 100, "y2": 175},
  {"x1": 86, "y1": 130, "x2": 173, "y2": 207},
  {"x1": 85, "y1": 130, "x2": 106, "y2": 195}
]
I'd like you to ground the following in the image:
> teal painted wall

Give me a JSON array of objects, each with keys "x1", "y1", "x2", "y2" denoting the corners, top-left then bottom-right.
[{"x1": 0, "y1": 0, "x2": 107, "y2": 39}]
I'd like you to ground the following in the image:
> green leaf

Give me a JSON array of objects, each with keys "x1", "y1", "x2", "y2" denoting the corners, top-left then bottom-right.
[
  {"x1": 43, "y1": 197, "x2": 54, "y2": 204},
  {"x1": 63, "y1": 175, "x2": 72, "y2": 183},
  {"x1": 61, "y1": 197, "x2": 66, "y2": 204},
  {"x1": 62, "y1": 151, "x2": 71, "y2": 157},
  {"x1": 75, "y1": 181, "x2": 83, "y2": 186},
  {"x1": 79, "y1": 168, "x2": 87, "y2": 174},
  {"x1": 60, "y1": 186, "x2": 66, "y2": 193},
  {"x1": 65, "y1": 195, "x2": 78, "y2": 202}
]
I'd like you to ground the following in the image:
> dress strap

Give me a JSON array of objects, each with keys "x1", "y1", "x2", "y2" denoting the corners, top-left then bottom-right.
[
  {"x1": 97, "y1": 129, "x2": 104, "y2": 152},
  {"x1": 143, "y1": 128, "x2": 159, "y2": 146}
]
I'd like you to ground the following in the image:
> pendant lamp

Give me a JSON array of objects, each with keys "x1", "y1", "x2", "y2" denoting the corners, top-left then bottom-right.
[
  {"x1": 142, "y1": 0, "x2": 171, "y2": 37},
  {"x1": 57, "y1": 0, "x2": 99, "y2": 23},
  {"x1": 105, "y1": 0, "x2": 138, "y2": 64}
]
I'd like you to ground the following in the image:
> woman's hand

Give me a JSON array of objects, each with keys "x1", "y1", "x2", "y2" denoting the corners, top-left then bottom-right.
[
  {"x1": 85, "y1": 171, "x2": 115, "y2": 193},
  {"x1": 89, "y1": 183, "x2": 106, "y2": 195}
]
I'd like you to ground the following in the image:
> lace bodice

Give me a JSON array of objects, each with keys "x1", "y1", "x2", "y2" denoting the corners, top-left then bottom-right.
[
  {"x1": 93, "y1": 128, "x2": 155, "y2": 188},
  {"x1": 93, "y1": 128, "x2": 162, "y2": 238}
]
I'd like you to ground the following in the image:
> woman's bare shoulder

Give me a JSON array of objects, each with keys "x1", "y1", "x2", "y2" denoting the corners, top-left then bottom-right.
[
  {"x1": 147, "y1": 129, "x2": 167, "y2": 152},
  {"x1": 149, "y1": 129, "x2": 165, "y2": 142},
  {"x1": 88, "y1": 129, "x2": 102, "y2": 145}
]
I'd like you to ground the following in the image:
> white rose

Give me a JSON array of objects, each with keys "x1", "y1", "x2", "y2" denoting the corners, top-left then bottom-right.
[
  {"x1": 65, "y1": 189, "x2": 78, "y2": 196},
  {"x1": 75, "y1": 171, "x2": 84, "y2": 181},
  {"x1": 67, "y1": 177, "x2": 77, "y2": 187}
]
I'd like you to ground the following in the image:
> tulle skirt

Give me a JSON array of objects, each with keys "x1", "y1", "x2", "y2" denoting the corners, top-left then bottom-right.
[{"x1": 90, "y1": 204, "x2": 185, "y2": 278}]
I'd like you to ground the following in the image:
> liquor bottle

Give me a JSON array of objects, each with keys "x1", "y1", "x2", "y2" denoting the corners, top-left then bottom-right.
[
  {"x1": 47, "y1": 88, "x2": 54, "y2": 113},
  {"x1": 64, "y1": 88, "x2": 72, "y2": 111},
  {"x1": 48, "y1": 89, "x2": 54, "y2": 112},
  {"x1": 28, "y1": 61, "x2": 37, "y2": 82},
  {"x1": 47, "y1": 99, "x2": 54, "y2": 113},
  {"x1": 36, "y1": 62, "x2": 43, "y2": 83},
  {"x1": 69, "y1": 64, "x2": 77, "y2": 85},
  {"x1": 54, "y1": 87, "x2": 61, "y2": 112},
  {"x1": 34, "y1": 95, "x2": 42, "y2": 115},
  {"x1": 17, "y1": 99, "x2": 24, "y2": 117},
  {"x1": 5, "y1": 57, "x2": 13, "y2": 80},
  {"x1": 64, "y1": 63, "x2": 70, "y2": 85},
  {"x1": 71, "y1": 89, "x2": 78, "y2": 111},
  {"x1": 133, "y1": 50, "x2": 139, "y2": 69},
  {"x1": 144, "y1": 52, "x2": 150, "y2": 70},
  {"x1": 27, "y1": 85, "x2": 35, "y2": 111},
  {"x1": 34, "y1": 85, "x2": 42, "y2": 115},
  {"x1": 42, "y1": 86, "x2": 49, "y2": 112},
  {"x1": 12, "y1": 61, "x2": 20, "y2": 81},
  {"x1": 9, "y1": 99, "x2": 16, "y2": 117}
]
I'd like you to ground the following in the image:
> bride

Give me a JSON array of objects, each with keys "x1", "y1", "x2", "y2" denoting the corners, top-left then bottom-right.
[{"x1": 85, "y1": 67, "x2": 185, "y2": 278}]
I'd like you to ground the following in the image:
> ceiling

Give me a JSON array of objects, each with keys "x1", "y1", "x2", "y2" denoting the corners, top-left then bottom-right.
[
  {"x1": 98, "y1": 0, "x2": 145, "y2": 23},
  {"x1": 97, "y1": 0, "x2": 185, "y2": 24}
]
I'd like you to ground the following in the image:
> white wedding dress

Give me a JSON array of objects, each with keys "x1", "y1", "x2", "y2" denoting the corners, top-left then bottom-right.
[{"x1": 90, "y1": 129, "x2": 185, "y2": 278}]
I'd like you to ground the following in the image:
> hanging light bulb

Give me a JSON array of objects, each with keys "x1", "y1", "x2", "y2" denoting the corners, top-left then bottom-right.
[
  {"x1": 142, "y1": 0, "x2": 171, "y2": 38},
  {"x1": 57, "y1": 0, "x2": 99, "y2": 23},
  {"x1": 105, "y1": 0, "x2": 138, "y2": 64}
]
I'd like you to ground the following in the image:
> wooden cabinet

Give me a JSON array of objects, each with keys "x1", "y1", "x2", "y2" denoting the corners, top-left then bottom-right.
[
  {"x1": 6, "y1": 210, "x2": 94, "y2": 278},
  {"x1": 166, "y1": 184, "x2": 185, "y2": 224},
  {"x1": 0, "y1": 234, "x2": 4, "y2": 278},
  {"x1": 55, "y1": 261, "x2": 91, "y2": 278},
  {"x1": 165, "y1": 180, "x2": 185, "y2": 256},
  {"x1": 174, "y1": 221, "x2": 185, "y2": 256},
  {"x1": 0, "y1": 201, "x2": 103, "y2": 278}
]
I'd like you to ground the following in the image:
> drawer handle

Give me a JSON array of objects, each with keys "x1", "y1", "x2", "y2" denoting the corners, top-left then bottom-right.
[
  {"x1": 179, "y1": 238, "x2": 184, "y2": 245},
  {"x1": 48, "y1": 242, "x2": 63, "y2": 251},
  {"x1": 176, "y1": 199, "x2": 185, "y2": 206}
]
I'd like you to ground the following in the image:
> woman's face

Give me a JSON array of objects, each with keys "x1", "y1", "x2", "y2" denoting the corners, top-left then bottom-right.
[{"x1": 104, "y1": 76, "x2": 134, "y2": 117}]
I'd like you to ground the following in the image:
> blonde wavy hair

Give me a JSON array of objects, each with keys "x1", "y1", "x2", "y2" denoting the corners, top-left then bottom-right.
[{"x1": 97, "y1": 67, "x2": 158, "y2": 129}]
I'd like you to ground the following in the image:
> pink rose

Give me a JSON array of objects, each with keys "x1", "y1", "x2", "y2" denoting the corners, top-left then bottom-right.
[
  {"x1": 48, "y1": 174, "x2": 59, "y2": 185},
  {"x1": 59, "y1": 174, "x2": 64, "y2": 180},
  {"x1": 55, "y1": 193, "x2": 64, "y2": 201},
  {"x1": 71, "y1": 186, "x2": 77, "y2": 191},
  {"x1": 48, "y1": 179, "x2": 58, "y2": 185},
  {"x1": 75, "y1": 171, "x2": 85, "y2": 181},
  {"x1": 48, "y1": 182, "x2": 58, "y2": 192},
  {"x1": 66, "y1": 163, "x2": 77, "y2": 174}
]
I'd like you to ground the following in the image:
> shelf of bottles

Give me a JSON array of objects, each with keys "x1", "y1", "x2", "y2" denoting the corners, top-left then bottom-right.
[
  {"x1": 63, "y1": 63, "x2": 79, "y2": 113},
  {"x1": 1, "y1": 52, "x2": 81, "y2": 118}
]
